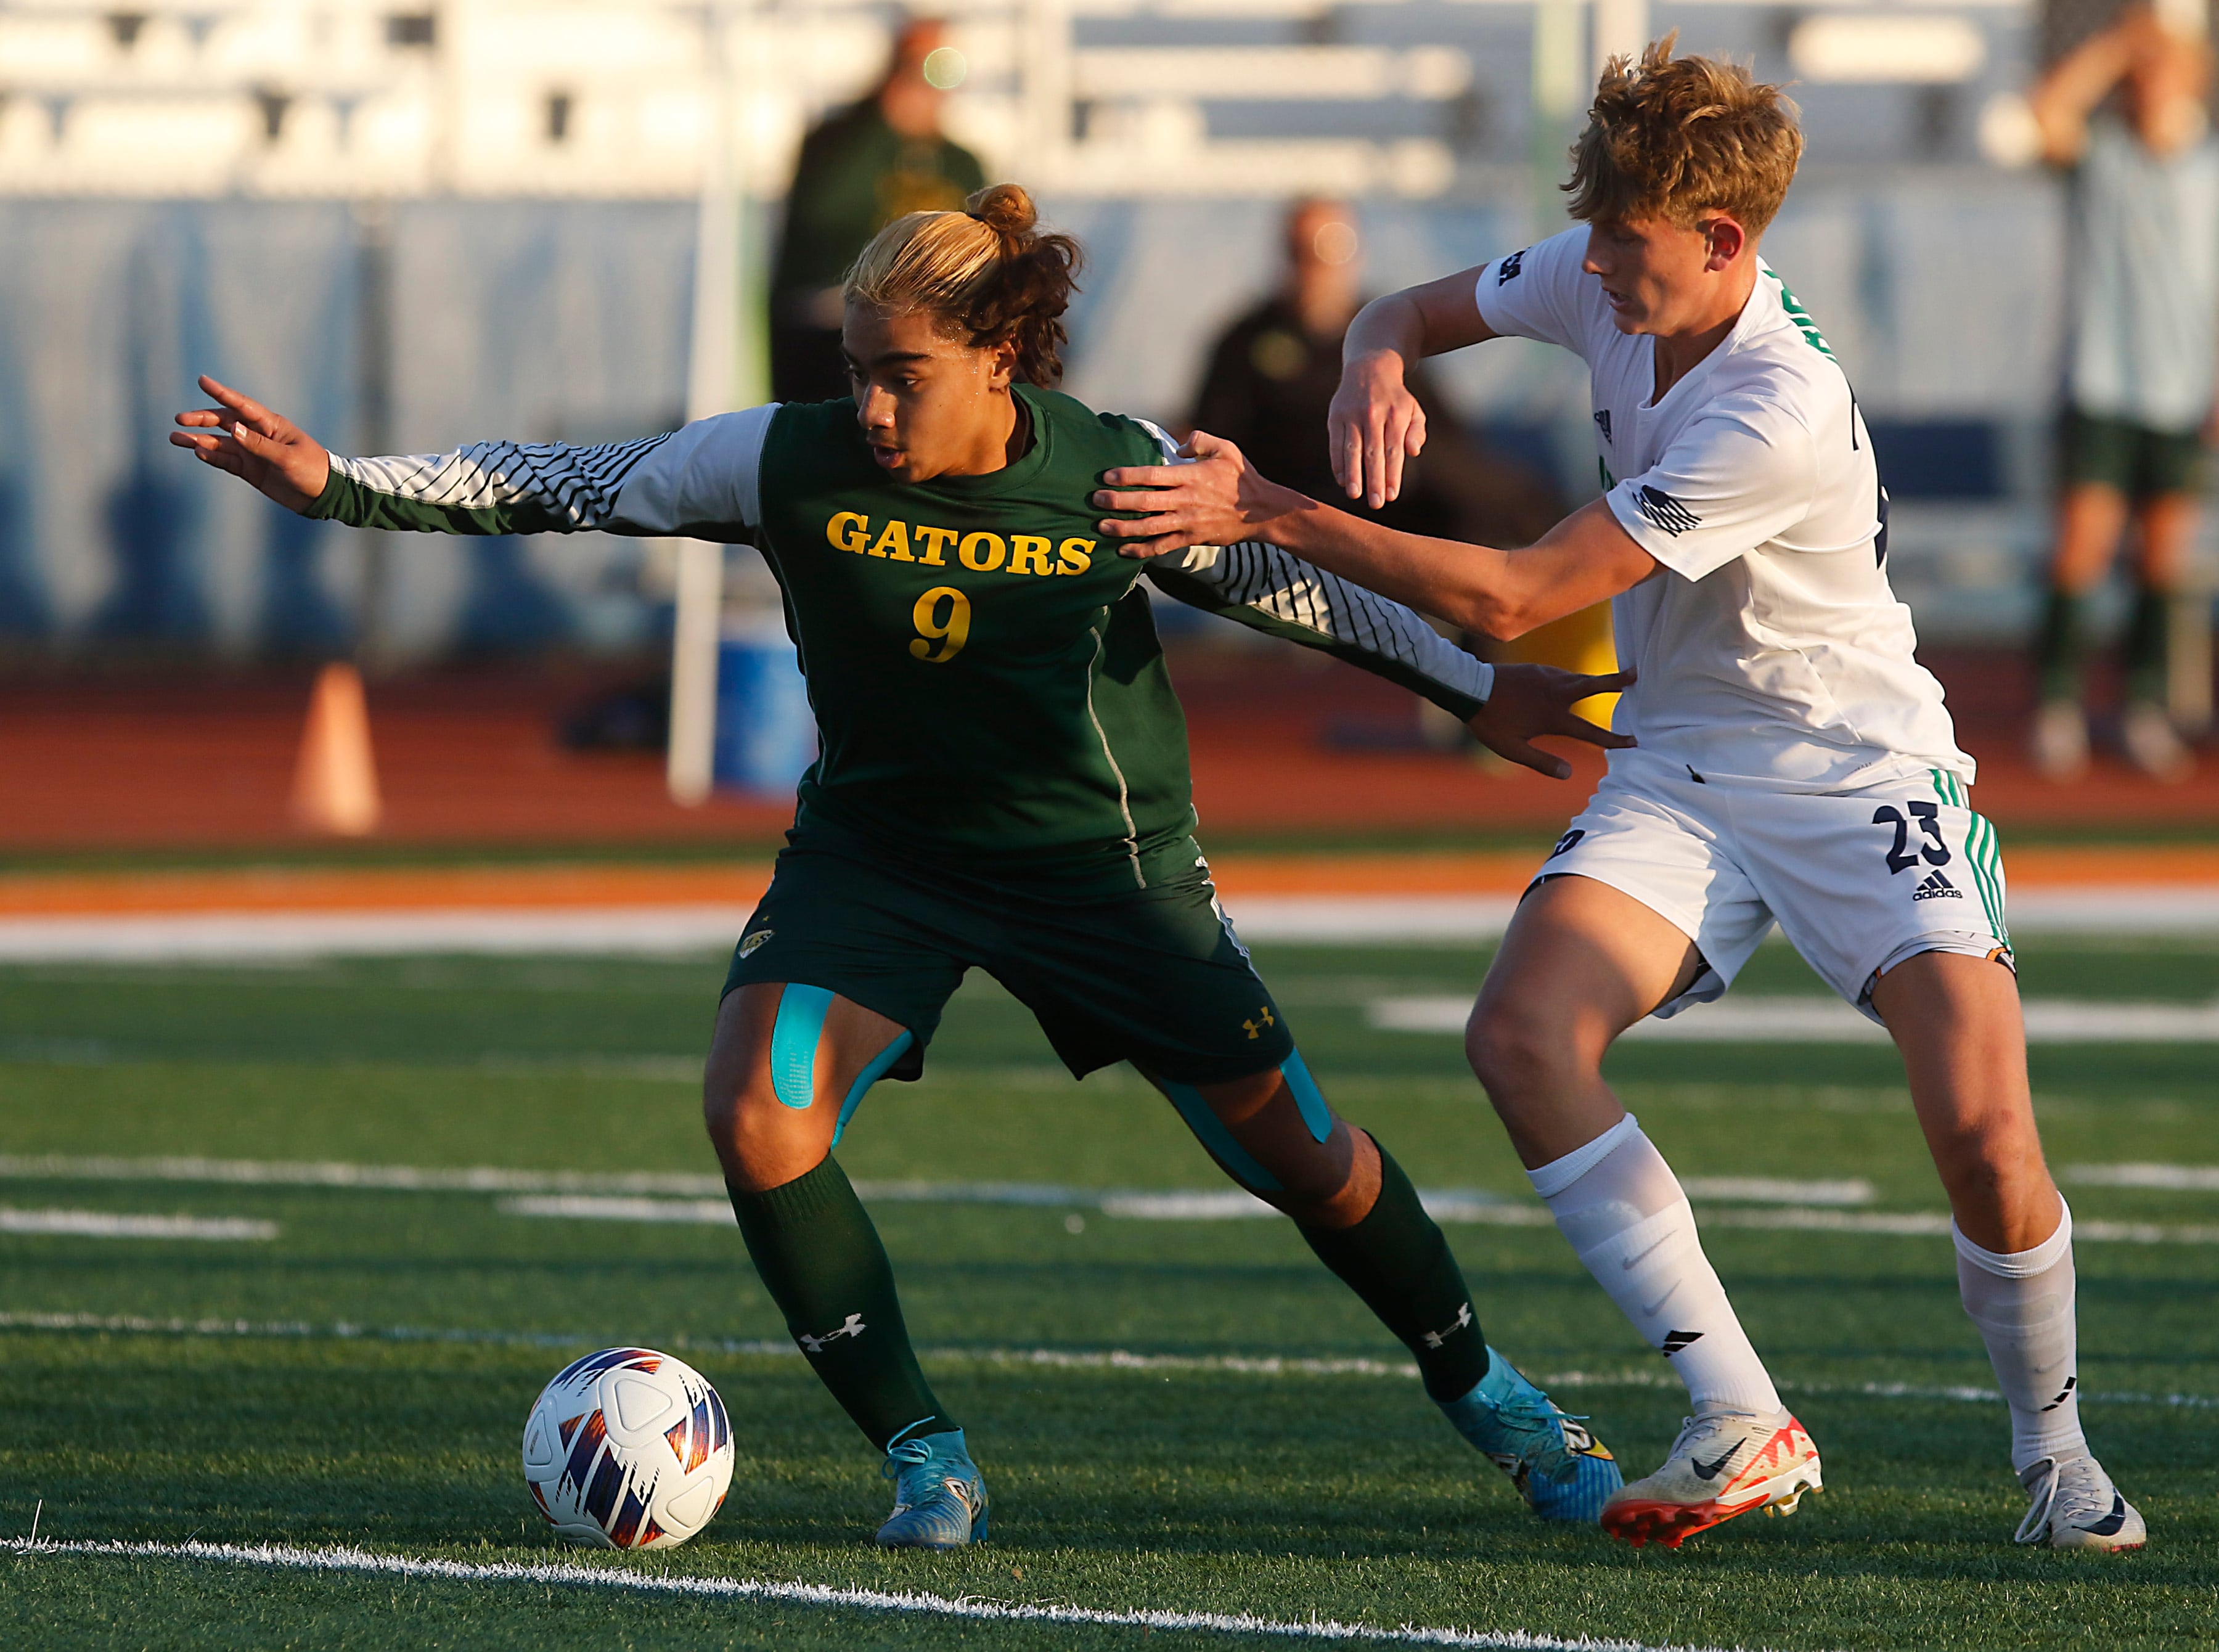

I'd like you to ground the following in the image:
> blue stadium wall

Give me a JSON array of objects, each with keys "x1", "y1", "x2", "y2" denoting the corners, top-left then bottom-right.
[{"x1": 0, "y1": 179, "x2": 2066, "y2": 659}]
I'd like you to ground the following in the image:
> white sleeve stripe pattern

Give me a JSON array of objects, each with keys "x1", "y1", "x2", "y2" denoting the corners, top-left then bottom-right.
[
  {"x1": 1175, "y1": 540, "x2": 1492, "y2": 704},
  {"x1": 332, "y1": 433, "x2": 672, "y2": 531},
  {"x1": 1122, "y1": 414, "x2": 1489, "y2": 704}
]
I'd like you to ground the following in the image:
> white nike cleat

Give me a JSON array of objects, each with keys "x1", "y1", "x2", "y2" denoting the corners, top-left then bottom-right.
[
  {"x1": 1600, "y1": 1407, "x2": 1821, "y2": 1550},
  {"x1": 2016, "y1": 1454, "x2": 2146, "y2": 1551},
  {"x1": 2122, "y1": 701, "x2": 2194, "y2": 784}
]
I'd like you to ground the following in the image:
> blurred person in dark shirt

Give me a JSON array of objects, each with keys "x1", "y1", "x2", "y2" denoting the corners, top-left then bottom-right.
[
  {"x1": 770, "y1": 17, "x2": 987, "y2": 403},
  {"x1": 1190, "y1": 200, "x2": 1561, "y2": 554},
  {"x1": 1190, "y1": 202, "x2": 1598, "y2": 742}
]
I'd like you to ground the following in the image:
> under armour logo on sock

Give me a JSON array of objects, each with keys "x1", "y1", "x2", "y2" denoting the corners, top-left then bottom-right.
[
  {"x1": 798, "y1": 1312, "x2": 866, "y2": 1353},
  {"x1": 1421, "y1": 1302, "x2": 1473, "y2": 1349},
  {"x1": 2041, "y1": 1375, "x2": 2077, "y2": 1412},
  {"x1": 1659, "y1": 1329, "x2": 1704, "y2": 1356}
]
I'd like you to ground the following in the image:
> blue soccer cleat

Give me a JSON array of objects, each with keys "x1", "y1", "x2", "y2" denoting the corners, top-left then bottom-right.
[
  {"x1": 1439, "y1": 1349, "x2": 1622, "y2": 1524},
  {"x1": 875, "y1": 1428, "x2": 990, "y2": 1549}
]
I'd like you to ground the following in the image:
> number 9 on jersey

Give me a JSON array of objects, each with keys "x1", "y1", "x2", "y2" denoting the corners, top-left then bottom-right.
[{"x1": 910, "y1": 586, "x2": 971, "y2": 663}]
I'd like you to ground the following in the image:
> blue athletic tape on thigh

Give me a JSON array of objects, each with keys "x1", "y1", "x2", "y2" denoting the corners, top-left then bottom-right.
[
  {"x1": 832, "y1": 1031, "x2": 914, "y2": 1148},
  {"x1": 1279, "y1": 1050, "x2": 1333, "y2": 1145},
  {"x1": 769, "y1": 984, "x2": 835, "y2": 1111},
  {"x1": 1163, "y1": 1082, "x2": 1282, "y2": 1192}
]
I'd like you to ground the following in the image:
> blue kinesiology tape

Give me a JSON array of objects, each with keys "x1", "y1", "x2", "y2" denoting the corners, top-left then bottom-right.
[
  {"x1": 769, "y1": 983, "x2": 913, "y2": 1146},
  {"x1": 1280, "y1": 1050, "x2": 1333, "y2": 1144},
  {"x1": 832, "y1": 1030, "x2": 915, "y2": 1148},
  {"x1": 769, "y1": 984, "x2": 835, "y2": 1110},
  {"x1": 1164, "y1": 1081, "x2": 1282, "y2": 1192}
]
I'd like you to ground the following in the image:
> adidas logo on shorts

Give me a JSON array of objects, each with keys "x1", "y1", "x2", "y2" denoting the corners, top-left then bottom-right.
[{"x1": 1912, "y1": 870, "x2": 1963, "y2": 902}]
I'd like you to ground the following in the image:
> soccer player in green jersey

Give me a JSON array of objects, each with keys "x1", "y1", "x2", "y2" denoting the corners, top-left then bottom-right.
[{"x1": 173, "y1": 184, "x2": 1628, "y2": 1551}]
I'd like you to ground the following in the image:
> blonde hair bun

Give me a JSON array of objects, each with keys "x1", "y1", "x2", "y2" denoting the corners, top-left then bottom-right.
[{"x1": 844, "y1": 184, "x2": 1083, "y2": 385}]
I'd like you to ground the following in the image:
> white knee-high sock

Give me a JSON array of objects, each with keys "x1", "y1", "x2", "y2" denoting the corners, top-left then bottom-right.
[
  {"x1": 1529, "y1": 1114, "x2": 1783, "y2": 1417},
  {"x1": 1954, "y1": 1203, "x2": 2086, "y2": 1474}
]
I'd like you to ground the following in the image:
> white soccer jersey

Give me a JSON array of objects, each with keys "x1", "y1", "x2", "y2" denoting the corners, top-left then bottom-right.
[{"x1": 1475, "y1": 227, "x2": 1972, "y2": 792}]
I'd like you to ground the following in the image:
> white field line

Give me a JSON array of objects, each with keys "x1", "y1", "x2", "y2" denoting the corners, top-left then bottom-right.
[
  {"x1": 6, "y1": 1154, "x2": 2212, "y2": 1243},
  {"x1": 0, "y1": 1538, "x2": 1749, "y2": 1652},
  {"x1": 1232, "y1": 889, "x2": 2219, "y2": 943},
  {"x1": 0, "y1": 1153, "x2": 732, "y2": 1198},
  {"x1": 0, "y1": 1207, "x2": 274, "y2": 1241},
  {"x1": 497, "y1": 1192, "x2": 2219, "y2": 1246},
  {"x1": 3, "y1": 886, "x2": 2218, "y2": 962},
  {"x1": 0, "y1": 1155, "x2": 1856, "y2": 1218},
  {"x1": 6, "y1": 1308, "x2": 2215, "y2": 1413},
  {"x1": 0, "y1": 907, "x2": 758, "y2": 963},
  {"x1": 2066, "y1": 1163, "x2": 2219, "y2": 1191},
  {"x1": 1372, "y1": 992, "x2": 2219, "y2": 1042}
]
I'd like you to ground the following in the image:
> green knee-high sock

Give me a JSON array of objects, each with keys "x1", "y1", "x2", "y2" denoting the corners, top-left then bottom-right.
[
  {"x1": 727, "y1": 1156, "x2": 957, "y2": 1450},
  {"x1": 1297, "y1": 1138, "x2": 1493, "y2": 1402},
  {"x1": 2124, "y1": 581, "x2": 2173, "y2": 707},
  {"x1": 2035, "y1": 587, "x2": 2090, "y2": 706}
]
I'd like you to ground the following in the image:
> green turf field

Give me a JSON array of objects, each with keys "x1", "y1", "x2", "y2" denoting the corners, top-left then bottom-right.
[{"x1": 2, "y1": 938, "x2": 2214, "y2": 1650}]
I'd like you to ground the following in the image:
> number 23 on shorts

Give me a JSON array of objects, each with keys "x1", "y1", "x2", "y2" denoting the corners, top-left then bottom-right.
[
  {"x1": 910, "y1": 586, "x2": 971, "y2": 663},
  {"x1": 1871, "y1": 802, "x2": 1950, "y2": 875}
]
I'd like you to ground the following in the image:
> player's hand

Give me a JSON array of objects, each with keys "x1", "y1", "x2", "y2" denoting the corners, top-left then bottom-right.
[
  {"x1": 169, "y1": 374, "x2": 330, "y2": 513},
  {"x1": 1330, "y1": 350, "x2": 1426, "y2": 510},
  {"x1": 1092, "y1": 430, "x2": 1311, "y2": 558},
  {"x1": 1468, "y1": 664, "x2": 1637, "y2": 780}
]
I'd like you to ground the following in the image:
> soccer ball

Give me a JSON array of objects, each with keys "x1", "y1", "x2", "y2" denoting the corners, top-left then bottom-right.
[{"x1": 521, "y1": 1347, "x2": 734, "y2": 1548}]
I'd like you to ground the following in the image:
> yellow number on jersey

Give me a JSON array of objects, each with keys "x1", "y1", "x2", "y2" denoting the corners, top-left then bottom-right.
[{"x1": 909, "y1": 586, "x2": 971, "y2": 663}]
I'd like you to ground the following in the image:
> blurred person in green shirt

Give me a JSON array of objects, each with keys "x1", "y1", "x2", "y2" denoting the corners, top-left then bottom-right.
[
  {"x1": 770, "y1": 17, "x2": 988, "y2": 403},
  {"x1": 2027, "y1": 6, "x2": 2219, "y2": 783}
]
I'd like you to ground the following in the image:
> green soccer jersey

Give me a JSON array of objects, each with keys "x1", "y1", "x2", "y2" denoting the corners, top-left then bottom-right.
[{"x1": 308, "y1": 386, "x2": 1495, "y2": 893}]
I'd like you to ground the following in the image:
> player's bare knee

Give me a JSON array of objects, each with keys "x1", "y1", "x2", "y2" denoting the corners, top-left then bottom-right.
[
  {"x1": 717, "y1": 1087, "x2": 826, "y2": 1191},
  {"x1": 1465, "y1": 999, "x2": 1574, "y2": 1100}
]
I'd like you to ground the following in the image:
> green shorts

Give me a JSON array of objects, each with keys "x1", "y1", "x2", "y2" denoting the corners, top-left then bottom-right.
[
  {"x1": 2063, "y1": 408, "x2": 2207, "y2": 501},
  {"x1": 720, "y1": 836, "x2": 1296, "y2": 1087}
]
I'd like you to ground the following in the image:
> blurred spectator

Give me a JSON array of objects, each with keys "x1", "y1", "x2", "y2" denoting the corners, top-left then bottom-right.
[
  {"x1": 2028, "y1": 6, "x2": 2219, "y2": 782},
  {"x1": 1190, "y1": 200, "x2": 1559, "y2": 550},
  {"x1": 1188, "y1": 202, "x2": 1605, "y2": 742},
  {"x1": 769, "y1": 18, "x2": 987, "y2": 404}
]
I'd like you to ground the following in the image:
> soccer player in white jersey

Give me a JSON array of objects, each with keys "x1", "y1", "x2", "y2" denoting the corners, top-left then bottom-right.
[{"x1": 1095, "y1": 39, "x2": 2145, "y2": 1553}]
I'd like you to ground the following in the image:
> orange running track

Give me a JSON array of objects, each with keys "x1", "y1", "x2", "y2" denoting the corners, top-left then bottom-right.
[{"x1": 1, "y1": 648, "x2": 2215, "y2": 856}]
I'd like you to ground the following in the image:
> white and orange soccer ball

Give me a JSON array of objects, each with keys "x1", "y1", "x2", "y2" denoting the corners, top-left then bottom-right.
[{"x1": 521, "y1": 1347, "x2": 734, "y2": 1548}]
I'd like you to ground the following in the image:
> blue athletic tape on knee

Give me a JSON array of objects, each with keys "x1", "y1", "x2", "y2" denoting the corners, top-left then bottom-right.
[
  {"x1": 769, "y1": 984, "x2": 835, "y2": 1111},
  {"x1": 1164, "y1": 1082, "x2": 1282, "y2": 1192},
  {"x1": 832, "y1": 1031, "x2": 915, "y2": 1148},
  {"x1": 1280, "y1": 1050, "x2": 1332, "y2": 1145}
]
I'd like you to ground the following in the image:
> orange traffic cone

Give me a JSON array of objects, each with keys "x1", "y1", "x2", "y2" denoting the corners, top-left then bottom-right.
[{"x1": 290, "y1": 661, "x2": 382, "y2": 835}]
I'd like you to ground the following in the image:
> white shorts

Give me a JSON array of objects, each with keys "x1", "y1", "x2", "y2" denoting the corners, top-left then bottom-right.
[{"x1": 1531, "y1": 753, "x2": 2012, "y2": 1023}]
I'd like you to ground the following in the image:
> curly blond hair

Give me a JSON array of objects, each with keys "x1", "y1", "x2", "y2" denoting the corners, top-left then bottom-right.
[{"x1": 1566, "y1": 35, "x2": 1803, "y2": 235}]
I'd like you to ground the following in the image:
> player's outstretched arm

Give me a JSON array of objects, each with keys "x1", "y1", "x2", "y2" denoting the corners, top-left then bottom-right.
[
  {"x1": 174, "y1": 374, "x2": 775, "y2": 541},
  {"x1": 1147, "y1": 543, "x2": 1630, "y2": 779},
  {"x1": 1097, "y1": 431, "x2": 1655, "y2": 640},
  {"x1": 1468, "y1": 663, "x2": 1635, "y2": 780},
  {"x1": 1333, "y1": 268, "x2": 1497, "y2": 509},
  {"x1": 170, "y1": 375, "x2": 331, "y2": 513}
]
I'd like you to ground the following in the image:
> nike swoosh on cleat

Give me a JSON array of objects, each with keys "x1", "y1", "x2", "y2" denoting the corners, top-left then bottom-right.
[
  {"x1": 2084, "y1": 1493, "x2": 2129, "y2": 1537},
  {"x1": 1691, "y1": 1449, "x2": 1738, "y2": 1481}
]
